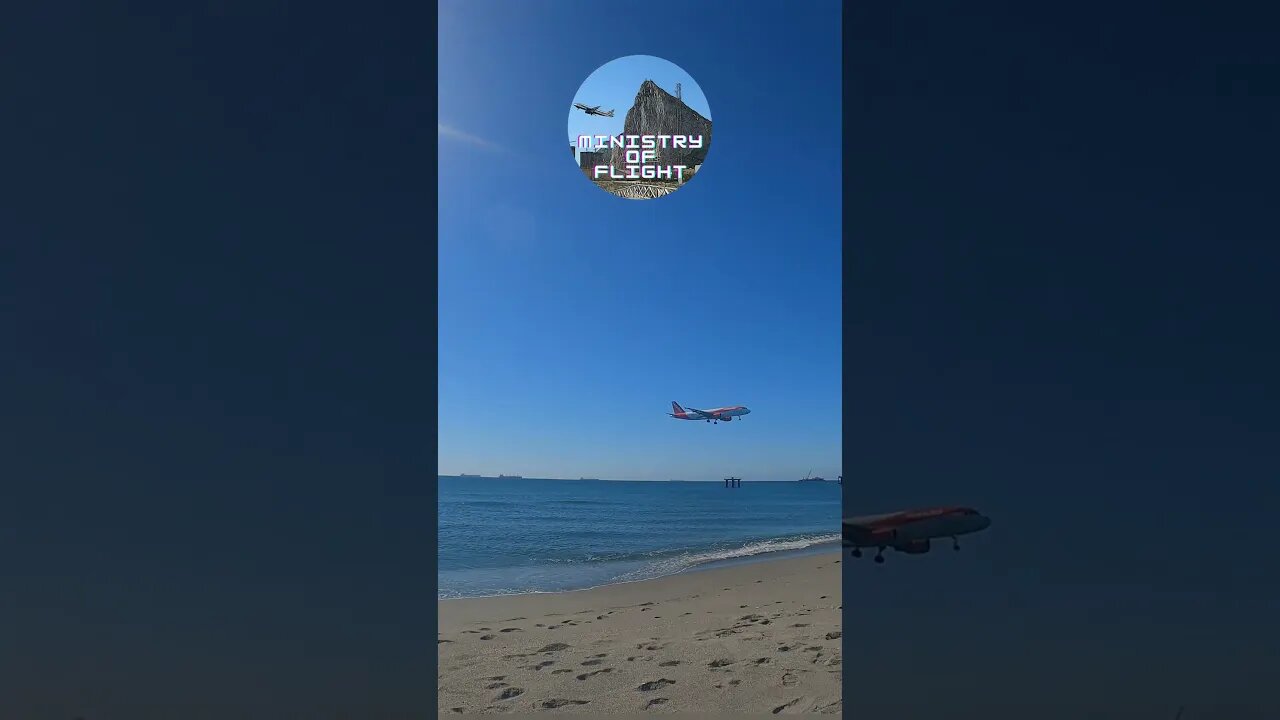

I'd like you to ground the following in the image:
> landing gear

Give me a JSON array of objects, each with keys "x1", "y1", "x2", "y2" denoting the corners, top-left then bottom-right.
[
  {"x1": 851, "y1": 548, "x2": 862, "y2": 558},
  {"x1": 874, "y1": 548, "x2": 885, "y2": 564},
  {"x1": 951, "y1": 536, "x2": 960, "y2": 552}
]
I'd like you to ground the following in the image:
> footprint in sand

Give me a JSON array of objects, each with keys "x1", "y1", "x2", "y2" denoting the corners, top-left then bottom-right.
[
  {"x1": 753, "y1": 657, "x2": 772, "y2": 665},
  {"x1": 772, "y1": 697, "x2": 802, "y2": 713},
  {"x1": 729, "y1": 679, "x2": 742, "y2": 686},
  {"x1": 532, "y1": 660, "x2": 555, "y2": 670},
  {"x1": 483, "y1": 675, "x2": 506, "y2": 681},
  {"x1": 644, "y1": 698, "x2": 670, "y2": 709},
  {"x1": 790, "y1": 624, "x2": 809, "y2": 628},
  {"x1": 658, "y1": 660, "x2": 680, "y2": 667},
  {"x1": 538, "y1": 643, "x2": 571, "y2": 653},
  {"x1": 541, "y1": 699, "x2": 590, "y2": 708},
  {"x1": 551, "y1": 669, "x2": 573, "y2": 674},
  {"x1": 480, "y1": 634, "x2": 495, "y2": 640},
  {"x1": 576, "y1": 669, "x2": 613, "y2": 681},
  {"x1": 535, "y1": 623, "x2": 545, "y2": 627},
  {"x1": 495, "y1": 687, "x2": 524, "y2": 700},
  {"x1": 781, "y1": 673, "x2": 798, "y2": 687},
  {"x1": 499, "y1": 628, "x2": 522, "y2": 633},
  {"x1": 637, "y1": 679, "x2": 676, "y2": 691},
  {"x1": 580, "y1": 659, "x2": 603, "y2": 666},
  {"x1": 806, "y1": 646, "x2": 823, "y2": 652},
  {"x1": 485, "y1": 682, "x2": 507, "y2": 689},
  {"x1": 825, "y1": 631, "x2": 842, "y2": 640},
  {"x1": 438, "y1": 639, "x2": 452, "y2": 644},
  {"x1": 708, "y1": 659, "x2": 734, "y2": 668}
]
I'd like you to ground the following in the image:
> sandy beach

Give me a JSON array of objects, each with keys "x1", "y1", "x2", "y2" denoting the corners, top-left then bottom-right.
[{"x1": 438, "y1": 550, "x2": 842, "y2": 717}]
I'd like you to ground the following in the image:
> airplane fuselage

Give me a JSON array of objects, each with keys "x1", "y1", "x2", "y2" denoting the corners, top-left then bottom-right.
[
  {"x1": 843, "y1": 506, "x2": 991, "y2": 560},
  {"x1": 669, "y1": 402, "x2": 751, "y2": 422}
]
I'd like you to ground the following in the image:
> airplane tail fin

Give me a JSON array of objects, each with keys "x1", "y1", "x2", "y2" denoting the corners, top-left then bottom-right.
[{"x1": 671, "y1": 401, "x2": 685, "y2": 415}]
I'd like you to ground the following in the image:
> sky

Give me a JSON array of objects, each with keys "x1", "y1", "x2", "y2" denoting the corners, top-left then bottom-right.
[
  {"x1": 438, "y1": 1, "x2": 843, "y2": 482},
  {"x1": 567, "y1": 54, "x2": 712, "y2": 163}
]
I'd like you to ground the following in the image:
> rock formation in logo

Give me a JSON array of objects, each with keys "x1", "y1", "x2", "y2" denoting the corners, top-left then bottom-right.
[{"x1": 603, "y1": 79, "x2": 712, "y2": 175}]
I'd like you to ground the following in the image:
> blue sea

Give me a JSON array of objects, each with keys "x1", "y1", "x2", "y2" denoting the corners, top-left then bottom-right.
[{"x1": 438, "y1": 476, "x2": 841, "y2": 599}]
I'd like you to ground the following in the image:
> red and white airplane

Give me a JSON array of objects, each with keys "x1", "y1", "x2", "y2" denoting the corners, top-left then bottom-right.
[
  {"x1": 668, "y1": 401, "x2": 751, "y2": 424},
  {"x1": 843, "y1": 506, "x2": 991, "y2": 564}
]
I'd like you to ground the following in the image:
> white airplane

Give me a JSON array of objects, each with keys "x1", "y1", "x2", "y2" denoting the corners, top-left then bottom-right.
[
  {"x1": 573, "y1": 102, "x2": 615, "y2": 117},
  {"x1": 843, "y1": 506, "x2": 991, "y2": 564},
  {"x1": 668, "y1": 401, "x2": 751, "y2": 424}
]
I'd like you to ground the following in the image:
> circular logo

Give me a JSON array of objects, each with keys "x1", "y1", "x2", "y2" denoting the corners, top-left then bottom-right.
[{"x1": 568, "y1": 55, "x2": 713, "y2": 200}]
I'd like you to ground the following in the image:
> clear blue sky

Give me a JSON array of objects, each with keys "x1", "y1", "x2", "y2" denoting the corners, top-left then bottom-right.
[
  {"x1": 439, "y1": 1, "x2": 842, "y2": 481},
  {"x1": 567, "y1": 54, "x2": 712, "y2": 158}
]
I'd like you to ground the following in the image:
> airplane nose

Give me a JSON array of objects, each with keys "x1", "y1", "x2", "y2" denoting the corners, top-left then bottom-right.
[{"x1": 979, "y1": 516, "x2": 992, "y2": 530}]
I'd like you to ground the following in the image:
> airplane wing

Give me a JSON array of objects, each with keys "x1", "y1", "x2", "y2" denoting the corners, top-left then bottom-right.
[{"x1": 684, "y1": 407, "x2": 718, "y2": 418}]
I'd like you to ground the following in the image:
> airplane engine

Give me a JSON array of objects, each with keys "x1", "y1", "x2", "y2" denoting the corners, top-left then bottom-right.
[
  {"x1": 720, "y1": 416, "x2": 732, "y2": 422},
  {"x1": 895, "y1": 539, "x2": 931, "y2": 554}
]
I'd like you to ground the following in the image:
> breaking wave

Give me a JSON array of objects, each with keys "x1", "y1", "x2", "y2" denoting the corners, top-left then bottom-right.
[{"x1": 438, "y1": 533, "x2": 839, "y2": 599}]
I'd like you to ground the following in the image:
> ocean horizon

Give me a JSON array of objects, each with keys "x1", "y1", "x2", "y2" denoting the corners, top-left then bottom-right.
[{"x1": 437, "y1": 475, "x2": 840, "y2": 599}]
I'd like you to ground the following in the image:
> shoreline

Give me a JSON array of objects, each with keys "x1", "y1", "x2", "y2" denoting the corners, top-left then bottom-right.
[
  {"x1": 439, "y1": 539, "x2": 840, "y2": 602},
  {"x1": 439, "y1": 551, "x2": 842, "y2": 716}
]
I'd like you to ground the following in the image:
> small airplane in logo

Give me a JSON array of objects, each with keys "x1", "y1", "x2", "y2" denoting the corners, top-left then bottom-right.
[
  {"x1": 573, "y1": 102, "x2": 615, "y2": 117},
  {"x1": 668, "y1": 401, "x2": 750, "y2": 424}
]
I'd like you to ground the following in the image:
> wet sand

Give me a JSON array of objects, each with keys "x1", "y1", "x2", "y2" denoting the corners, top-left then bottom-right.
[{"x1": 438, "y1": 551, "x2": 842, "y2": 717}]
